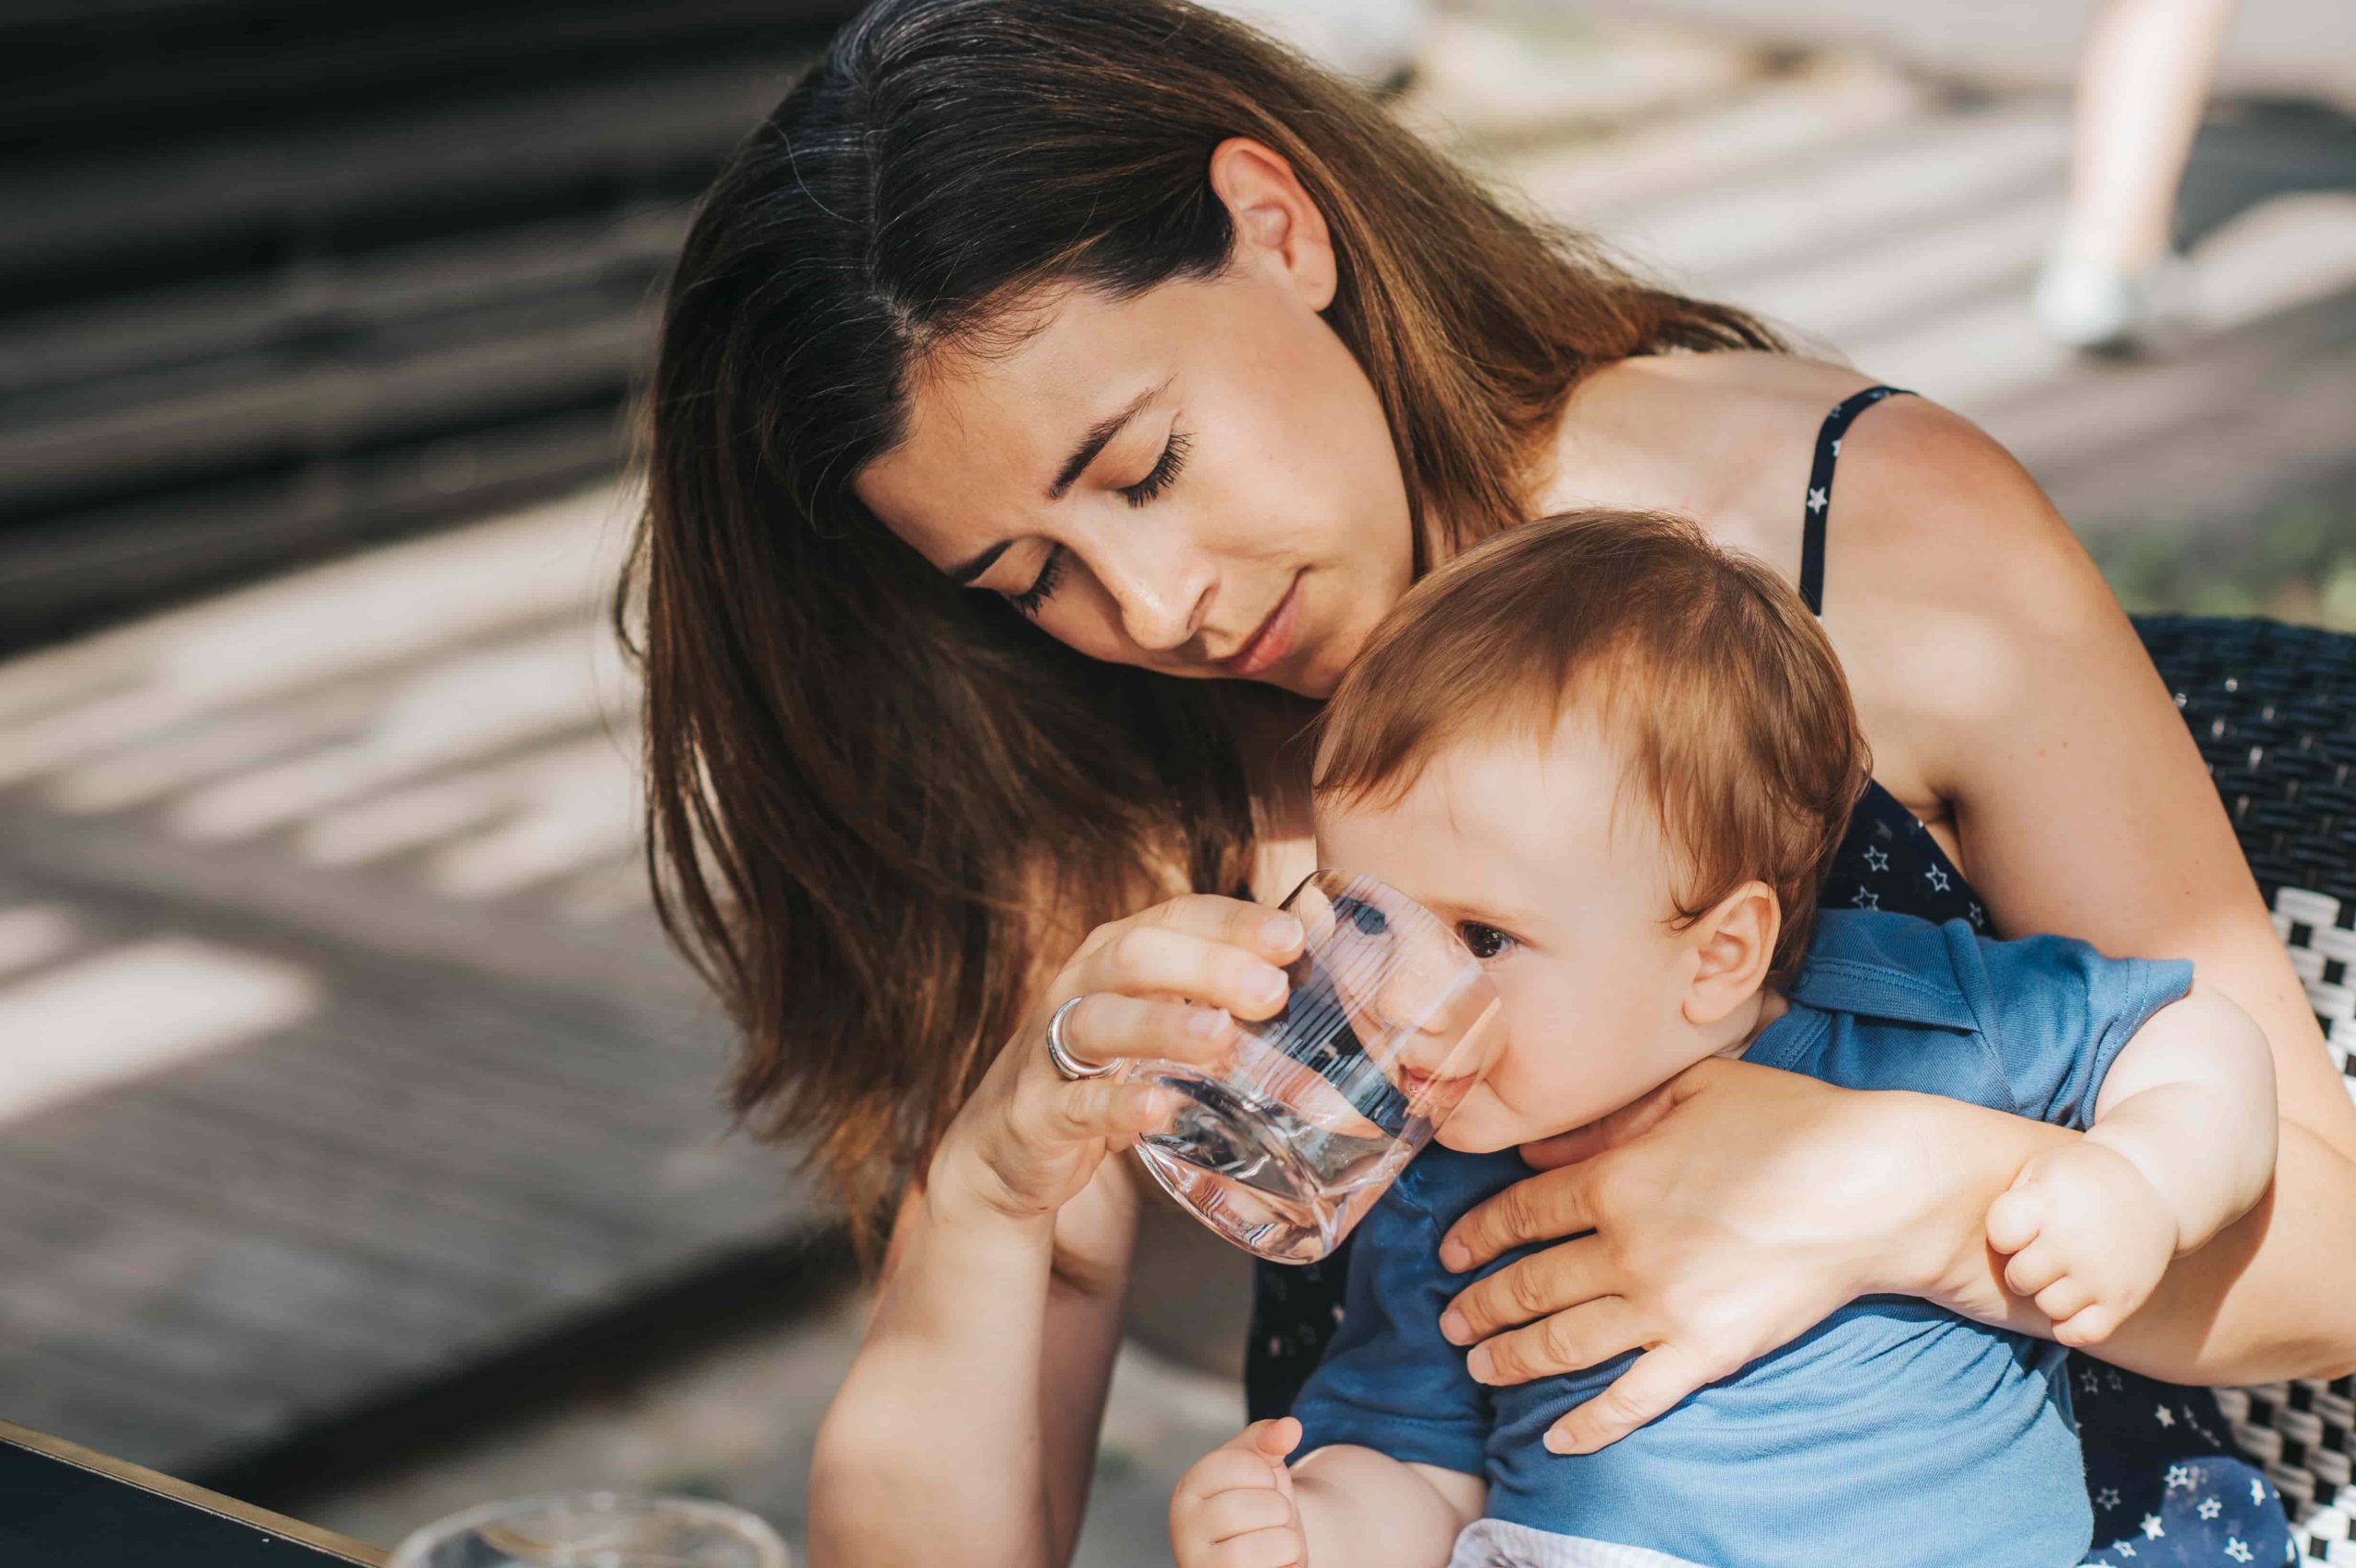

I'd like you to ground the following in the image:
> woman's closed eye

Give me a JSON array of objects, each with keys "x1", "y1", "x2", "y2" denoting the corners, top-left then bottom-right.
[
  {"x1": 1458, "y1": 921, "x2": 1518, "y2": 962},
  {"x1": 1119, "y1": 429, "x2": 1190, "y2": 508},
  {"x1": 1005, "y1": 546, "x2": 1064, "y2": 617},
  {"x1": 998, "y1": 429, "x2": 1191, "y2": 617}
]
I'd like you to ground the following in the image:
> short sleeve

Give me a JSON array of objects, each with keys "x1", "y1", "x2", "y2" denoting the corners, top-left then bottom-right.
[
  {"x1": 1944, "y1": 924, "x2": 2194, "y2": 1130},
  {"x1": 1288, "y1": 1151, "x2": 1518, "y2": 1477}
]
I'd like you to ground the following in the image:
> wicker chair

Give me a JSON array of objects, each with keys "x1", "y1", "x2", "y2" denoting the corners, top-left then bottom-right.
[{"x1": 2138, "y1": 615, "x2": 2356, "y2": 1565}]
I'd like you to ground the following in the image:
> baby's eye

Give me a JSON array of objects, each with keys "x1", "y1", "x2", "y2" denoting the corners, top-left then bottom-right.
[
  {"x1": 1458, "y1": 922, "x2": 1516, "y2": 962},
  {"x1": 1334, "y1": 895, "x2": 1389, "y2": 938}
]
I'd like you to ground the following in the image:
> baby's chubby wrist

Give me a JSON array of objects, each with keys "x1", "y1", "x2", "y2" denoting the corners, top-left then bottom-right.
[
  {"x1": 2079, "y1": 1113, "x2": 2204, "y2": 1256},
  {"x1": 1875, "y1": 1091, "x2": 2080, "y2": 1309}
]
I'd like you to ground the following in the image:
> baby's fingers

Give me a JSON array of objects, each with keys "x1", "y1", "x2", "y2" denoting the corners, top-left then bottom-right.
[
  {"x1": 1195, "y1": 1488, "x2": 1297, "y2": 1542},
  {"x1": 1247, "y1": 1416, "x2": 1302, "y2": 1464},
  {"x1": 1179, "y1": 1423, "x2": 1299, "y2": 1504},
  {"x1": 1205, "y1": 1527, "x2": 1307, "y2": 1568},
  {"x1": 2002, "y1": 1238, "x2": 2068, "y2": 1298},
  {"x1": 1178, "y1": 1448, "x2": 1286, "y2": 1504},
  {"x1": 1984, "y1": 1184, "x2": 2045, "y2": 1256},
  {"x1": 2051, "y1": 1303, "x2": 2121, "y2": 1348},
  {"x1": 2031, "y1": 1274, "x2": 2096, "y2": 1325}
]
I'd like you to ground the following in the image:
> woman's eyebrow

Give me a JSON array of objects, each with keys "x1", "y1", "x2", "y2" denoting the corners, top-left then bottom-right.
[
  {"x1": 945, "y1": 376, "x2": 1177, "y2": 583},
  {"x1": 947, "y1": 539, "x2": 1012, "y2": 587},
  {"x1": 1045, "y1": 375, "x2": 1173, "y2": 502}
]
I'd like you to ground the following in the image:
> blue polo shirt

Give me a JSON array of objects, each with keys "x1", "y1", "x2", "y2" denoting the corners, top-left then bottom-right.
[{"x1": 1291, "y1": 910, "x2": 2193, "y2": 1568}]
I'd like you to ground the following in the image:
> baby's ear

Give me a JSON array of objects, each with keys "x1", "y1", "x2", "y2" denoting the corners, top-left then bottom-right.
[{"x1": 1683, "y1": 881, "x2": 1780, "y2": 1026}]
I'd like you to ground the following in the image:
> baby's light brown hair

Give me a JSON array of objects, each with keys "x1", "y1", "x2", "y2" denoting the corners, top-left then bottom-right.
[{"x1": 1313, "y1": 509, "x2": 1871, "y2": 983}]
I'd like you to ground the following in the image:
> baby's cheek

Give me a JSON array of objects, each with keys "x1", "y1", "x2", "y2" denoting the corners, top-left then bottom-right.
[{"x1": 1434, "y1": 1083, "x2": 1546, "y2": 1155}]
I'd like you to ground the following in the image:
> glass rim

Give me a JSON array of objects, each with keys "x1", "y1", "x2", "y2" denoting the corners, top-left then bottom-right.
[
  {"x1": 1281, "y1": 866, "x2": 1484, "y2": 969},
  {"x1": 387, "y1": 1490, "x2": 789, "y2": 1568}
]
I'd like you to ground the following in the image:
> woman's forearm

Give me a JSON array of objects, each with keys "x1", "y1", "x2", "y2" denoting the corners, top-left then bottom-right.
[
  {"x1": 809, "y1": 1162, "x2": 1135, "y2": 1566},
  {"x1": 1923, "y1": 1108, "x2": 2356, "y2": 1385}
]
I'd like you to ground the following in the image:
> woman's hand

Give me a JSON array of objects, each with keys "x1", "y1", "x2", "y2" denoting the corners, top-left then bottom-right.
[
  {"x1": 1432, "y1": 1057, "x2": 2068, "y2": 1455},
  {"x1": 929, "y1": 893, "x2": 1304, "y2": 1228}
]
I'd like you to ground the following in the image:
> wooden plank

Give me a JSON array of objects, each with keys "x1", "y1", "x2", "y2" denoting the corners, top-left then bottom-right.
[{"x1": 0, "y1": 796, "x2": 818, "y2": 1481}]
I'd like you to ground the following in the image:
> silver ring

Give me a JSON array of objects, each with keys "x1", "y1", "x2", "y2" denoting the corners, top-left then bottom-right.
[{"x1": 1045, "y1": 996, "x2": 1115, "y2": 1080}]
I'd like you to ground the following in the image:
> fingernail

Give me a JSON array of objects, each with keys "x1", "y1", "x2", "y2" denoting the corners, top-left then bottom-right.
[
  {"x1": 1438, "y1": 1309, "x2": 1470, "y2": 1344},
  {"x1": 1543, "y1": 1427, "x2": 1576, "y2": 1455},
  {"x1": 1439, "y1": 1237, "x2": 1472, "y2": 1272},
  {"x1": 1250, "y1": 965, "x2": 1287, "y2": 1006},
  {"x1": 1466, "y1": 1345, "x2": 1494, "y2": 1383},
  {"x1": 1261, "y1": 914, "x2": 1302, "y2": 949},
  {"x1": 1188, "y1": 1007, "x2": 1231, "y2": 1039}
]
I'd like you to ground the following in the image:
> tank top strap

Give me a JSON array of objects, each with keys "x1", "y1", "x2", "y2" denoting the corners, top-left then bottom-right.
[{"x1": 1798, "y1": 384, "x2": 1914, "y2": 617}]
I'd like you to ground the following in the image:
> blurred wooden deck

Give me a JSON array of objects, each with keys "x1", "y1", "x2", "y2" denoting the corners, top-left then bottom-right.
[{"x1": 0, "y1": 488, "x2": 824, "y2": 1479}]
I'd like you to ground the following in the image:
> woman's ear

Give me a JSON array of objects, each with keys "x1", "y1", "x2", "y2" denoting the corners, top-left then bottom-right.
[
  {"x1": 1682, "y1": 882, "x2": 1781, "y2": 1027},
  {"x1": 1207, "y1": 137, "x2": 1336, "y2": 311}
]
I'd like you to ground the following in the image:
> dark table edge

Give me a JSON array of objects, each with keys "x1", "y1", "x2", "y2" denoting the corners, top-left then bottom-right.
[{"x1": 0, "y1": 1416, "x2": 388, "y2": 1565}]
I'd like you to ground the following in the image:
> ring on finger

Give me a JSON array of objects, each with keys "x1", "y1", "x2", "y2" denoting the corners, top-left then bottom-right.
[{"x1": 1045, "y1": 996, "x2": 1116, "y2": 1081}]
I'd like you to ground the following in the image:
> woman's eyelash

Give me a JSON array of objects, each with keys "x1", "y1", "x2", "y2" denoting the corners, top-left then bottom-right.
[
  {"x1": 1119, "y1": 430, "x2": 1190, "y2": 508},
  {"x1": 1000, "y1": 429, "x2": 1187, "y2": 615},
  {"x1": 1006, "y1": 546, "x2": 1064, "y2": 617}
]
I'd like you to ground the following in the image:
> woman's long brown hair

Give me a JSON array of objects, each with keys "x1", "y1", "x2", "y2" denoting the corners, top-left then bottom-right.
[{"x1": 615, "y1": 0, "x2": 1786, "y2": 1248}]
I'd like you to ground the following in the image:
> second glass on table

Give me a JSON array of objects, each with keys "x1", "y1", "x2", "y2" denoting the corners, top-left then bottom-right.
[
  {"x1": 1127, "y1": 869, "x2": 1506, "y2": 1264},
  {"x1": 387, "y1": 1492, "x2": 789, "y2": 1567}
]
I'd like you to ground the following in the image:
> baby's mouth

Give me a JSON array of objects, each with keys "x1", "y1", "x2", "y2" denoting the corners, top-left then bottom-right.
[{"x1": 1396, "y1": 1067, "x2": 1468, "y2": 1105}]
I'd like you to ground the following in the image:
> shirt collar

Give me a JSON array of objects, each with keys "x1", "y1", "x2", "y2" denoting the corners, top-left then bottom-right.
[{"x1": 1783, "y1": 911, "x2": 1980, "y2": 1032}]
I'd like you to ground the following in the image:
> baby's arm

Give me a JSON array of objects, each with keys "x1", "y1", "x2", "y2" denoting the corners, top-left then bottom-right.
[
  {"x1": 1987, "y1": 979, "x2": 2277, "y2": 1344},
  {"x1": 1292, "y1": 1441, "x2": 1484, "y2": 1566},
  {"x1": 1170, "y1": 1418, "x2": 1482, "y2": 1568}
]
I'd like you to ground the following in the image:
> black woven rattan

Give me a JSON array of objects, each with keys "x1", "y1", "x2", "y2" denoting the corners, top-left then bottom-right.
[{"x1": 2136, "y1": 614, "x2": 2356, "y2": 1563}]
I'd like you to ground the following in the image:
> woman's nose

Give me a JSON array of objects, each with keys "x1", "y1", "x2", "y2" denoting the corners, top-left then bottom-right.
[{"x1": 1091, "y1": 536, "x2": 1215, "y2": 654}]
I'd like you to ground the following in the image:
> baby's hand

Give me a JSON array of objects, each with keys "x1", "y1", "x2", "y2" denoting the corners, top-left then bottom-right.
[
  {"x1": 1985, "y1": 1139, "x2": 2177, "y2": 1347},
  {"x1": 1171, "y1": 1417, "x2": 1307, "y2": 1568}
]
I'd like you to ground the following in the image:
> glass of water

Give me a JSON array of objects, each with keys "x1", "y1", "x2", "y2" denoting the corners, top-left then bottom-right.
[
  {"x1": 1127, "y1": 869, "x2": 1505, "y2": 1264},
  {"x1": 388, "y1": 1493, "x2": 789, "y2": 1568}
]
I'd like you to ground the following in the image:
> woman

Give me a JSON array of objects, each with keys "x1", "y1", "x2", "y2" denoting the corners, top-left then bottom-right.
[{"x1": 618, "y1": 1, "x2": 2356, "y2": 1561}]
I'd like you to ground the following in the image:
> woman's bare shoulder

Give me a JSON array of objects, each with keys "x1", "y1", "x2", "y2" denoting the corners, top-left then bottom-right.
[
  {"x1": 1571, "y1": 352, "x2": 1894, "y2": 548},
  {"x1": 1814, "y1": 390, "x2": 2118, "y2": 792}
]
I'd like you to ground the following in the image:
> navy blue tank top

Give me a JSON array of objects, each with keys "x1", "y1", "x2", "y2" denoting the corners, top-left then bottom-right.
[{"x1": 1239, "y1": 385, "x2": 2292, "y2": 1562}]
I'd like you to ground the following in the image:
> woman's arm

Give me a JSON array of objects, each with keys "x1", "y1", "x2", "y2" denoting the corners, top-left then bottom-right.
[
  {"x1": 1835, "y1": 398, "x2": 2356, "y2": 1374},
  {"x1": 805, "y1": 893, "x2": 1307, "y2": 1566},
  {"x1": 809, "y1": 1157, "x2": 1137, "y2": 1565}
]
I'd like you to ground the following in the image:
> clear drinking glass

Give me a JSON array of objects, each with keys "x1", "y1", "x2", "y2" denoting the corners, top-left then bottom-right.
[
  {"x1": 1127, "y1": 869, "x2": 1506, "y2": 1264},
  {"x1": 387, "y1": 1493, "x2": 790, "y2": 1568}
]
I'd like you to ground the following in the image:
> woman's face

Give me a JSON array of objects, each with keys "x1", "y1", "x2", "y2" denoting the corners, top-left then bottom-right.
[{"x1": 853, "y1": 143, "x2": 1415, "y2": 699}]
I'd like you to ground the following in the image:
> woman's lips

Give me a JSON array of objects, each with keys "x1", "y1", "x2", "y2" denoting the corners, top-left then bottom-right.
[{"x1": 1223, "y1": 573, "x2": 1303, "y2": 679}]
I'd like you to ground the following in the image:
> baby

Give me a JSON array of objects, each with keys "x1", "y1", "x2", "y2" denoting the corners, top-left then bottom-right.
[{"x1": 1169, "y1": 511, "x2": 2277, "y2": 1568}]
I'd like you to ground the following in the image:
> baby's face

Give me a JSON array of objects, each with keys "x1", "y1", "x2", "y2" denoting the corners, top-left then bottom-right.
[{"x1": 1313, "y1": 715, "x2": 1708, "y2": 1154}]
